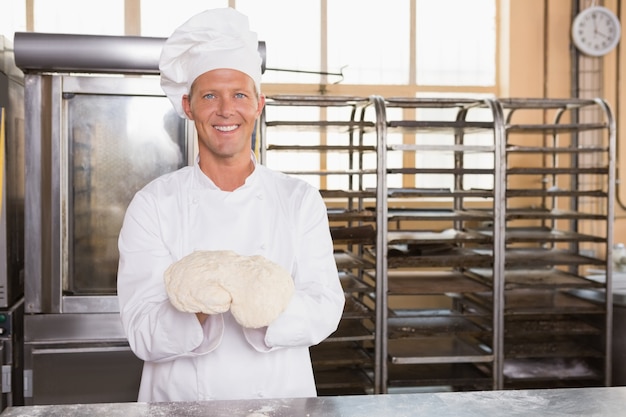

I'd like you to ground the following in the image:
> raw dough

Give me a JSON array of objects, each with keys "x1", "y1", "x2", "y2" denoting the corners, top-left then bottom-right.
[
  {"x1": 164, "y1": 250, "x2": 295, "y2": 328},
  {"x1": 223, "y1": 253, "x2": 295, "y2": 329},
  {"x1": 163, "y1": 250, "x2": 233, "y2": 314}
]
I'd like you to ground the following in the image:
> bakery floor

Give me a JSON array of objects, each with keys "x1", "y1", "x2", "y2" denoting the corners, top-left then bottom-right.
[{"x1": 2, "y1": 386, "x2": 626, "y2": 416}]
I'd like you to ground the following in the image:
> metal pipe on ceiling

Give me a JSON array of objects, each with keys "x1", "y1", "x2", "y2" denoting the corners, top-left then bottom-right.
[{"x1": 13, "y1": 32, "x2": 266, "y2": 74}]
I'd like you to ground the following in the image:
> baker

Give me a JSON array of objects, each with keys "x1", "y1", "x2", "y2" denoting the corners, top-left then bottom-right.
[{"x1": 117, "y1": 7, "x2": 345, "y2": 402}]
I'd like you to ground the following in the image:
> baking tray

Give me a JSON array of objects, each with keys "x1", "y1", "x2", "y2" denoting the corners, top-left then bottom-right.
[
  {"x1": 342, "y1": 295, "x2": 374, "y2": 319},
  {"x1": 505, "y1": 207, "x2": 605, "y2": 221},
  {"x1": 326, "y1": 318, "x2": 374, "y2": 342},
  {"x1": 387, "y1": 188, "x2": 494, "y2": 198},
  {"x1": 388, "y1": 270, "x2": 491, "y2": 295},
  {"x1": 313, "y1": 367, "x2": 373, "y2": 392},
  {"x1": 387, "y1": 208, "x2": 493, "y2": 221},
  {"x1": 310, "y1": 341, "x2": 373, "y2": 367},
  {"x1": 473, "y1": 226, "x2": 606, "y2": 243},
  {"x1": 503, "y1": 317, "x2": 600, "y2": 337},
  {"x1": 388, "y1": 229, "x2": 490, "y2": 245},
  {"x1": 574, "y1": 273, "x2": 626, "y2": 306},
  {"x1": 493, "y1": 248, "x2": 605, "y2": 268},
  {"x1": 334, "y1": 250, "x2": 375, "y2": 270},
  {"x1": 327, "y1": 208, "x2": 377, "y2": 221},
  {"x1": 263, "y1": 120, "x2": 376, "y2": 134},
  {"x1": 387, "y1": 363, "x2": 492, "y2": 389},
  {"x1": 468, "y1": 289, "x2": 605, "y2": 315},
  {"x1": 388, "y1": 336, "x2": 493, "y2": 364},
  {"x1": 339, "y1": 271, "x2": 374, "y2": 293},
  {"x1": 468, "y1": 267, "x2": 604, "y2": 290},
  {"x1": 503, "y1": 358, "x2": 600, "y2": 382},
  {"x1": 331, "y1": 225, "x2": 376, "y2": 244},
  {"x1": 383, "y1": 247, "x2": 493, "y2": 269},
  {"x1": 504, "y1": 340, "x2": 603, "y2": 359},
  {"x1": 506, "y1": 188, "x2": 607, "y2": 198},
  {"x1": 321, "y1": 189, "x2": 377, "y2": 199},
  {"x1": 387, "y1": 310, "x2": 489, "y2": 338}
]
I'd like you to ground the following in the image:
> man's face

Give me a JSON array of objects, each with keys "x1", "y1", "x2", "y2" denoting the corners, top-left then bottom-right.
[{"x1": 182, "y1": 69, "x2": 265, "y2": 161}]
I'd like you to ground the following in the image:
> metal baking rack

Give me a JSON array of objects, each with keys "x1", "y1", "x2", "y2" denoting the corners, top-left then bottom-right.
[{"x1": 259, "y1": 95, "x2": 615, "y2": 395}]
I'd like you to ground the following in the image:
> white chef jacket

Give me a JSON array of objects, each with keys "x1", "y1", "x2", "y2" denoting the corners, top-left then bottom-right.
[{"x1": 117, "y1": 156, "x2": 345, "y2": 402}]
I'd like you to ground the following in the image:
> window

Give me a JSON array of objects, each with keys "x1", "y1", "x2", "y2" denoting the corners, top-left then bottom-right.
[
  {"x1": 416, "y1": 0, "x2": 496, "y2": 86},
  {"x1": 258, "y1": 0, "x2": 497, "y2": 191},
  {"x1": 140, "y1": 0, "x2": 228, "y2": 37},
  {"x1": 0, "y1": 0, "x2": 26, "y2": 41},
  {"x1": 33, "y1": 0, "x2": 124, "y2": 35},
  {"x1": 328, "y1": 0, "x2": 410, "y2": 85},
  {"x1": 237, "y1": 0, "x2": 321, "y2": 84},
  {"x1": 21, "y1": 0, "x2": 497, "y2": 192}
]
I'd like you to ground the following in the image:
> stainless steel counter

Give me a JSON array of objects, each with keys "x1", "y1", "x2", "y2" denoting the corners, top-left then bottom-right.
[{"x1": 2, "y1": 387, "x2": 626, "y2": 417}]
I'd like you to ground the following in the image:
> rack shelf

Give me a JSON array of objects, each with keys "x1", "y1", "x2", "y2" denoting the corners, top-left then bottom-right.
[
  {"x1": 259, "y1": 95, "x2": 615, "y2": 395},
  {"x1": 261, "y1": 95, "x2": 382, "y2": 395}
]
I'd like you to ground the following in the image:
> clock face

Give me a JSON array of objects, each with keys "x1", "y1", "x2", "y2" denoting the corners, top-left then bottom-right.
[{"x1": 572, "y1": 6, "x2": 622, "y2": 57}]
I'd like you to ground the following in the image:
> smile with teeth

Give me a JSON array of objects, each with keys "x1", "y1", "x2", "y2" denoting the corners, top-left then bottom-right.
[{"x1": 214, "y1": 125, "x2": 239, "y2": 132}]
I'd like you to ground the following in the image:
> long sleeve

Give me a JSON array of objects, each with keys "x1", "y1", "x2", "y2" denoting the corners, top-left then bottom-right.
[
  {"x1": 260, "y1": 186, "x2": 345, "y2": 349},
  {"x1": 117, "y1": 174, "x2": 223, "y2": 363}
]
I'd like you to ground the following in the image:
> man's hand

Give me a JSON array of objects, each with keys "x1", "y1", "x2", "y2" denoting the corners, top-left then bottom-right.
[{"x1": 196, "y1": 312, "x2": 209, "y2": 325}]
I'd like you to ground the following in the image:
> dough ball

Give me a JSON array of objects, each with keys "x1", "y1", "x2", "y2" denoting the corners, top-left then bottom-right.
[
  {"x1": 164, "y1": 251, "x2": 295, "y2": 328},
  {"x1": 164, "y1": 250, "x2": 234, "y2": 314},
  {"x1": 221, "y1": 255, "x2": 295, "y2": 329}
]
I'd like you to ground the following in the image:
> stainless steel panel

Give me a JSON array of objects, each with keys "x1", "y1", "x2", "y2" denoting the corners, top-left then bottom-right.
[
  {"x1": 14, "y1": 32, "x2": 165, "y2": 74},
  {"x1": 6, "y1": 387, "x2": 626, "y2": 417},
  {"x1": 24, "y1": 74, "x2": 63, "y2": 314},
  {"x1": 27, "y1": 344, "x2": 141, "y2": 405},
  {"x1": 60, "y1": 295, "x2": 119, "y2": 314},
  {"x1": 0, "y1": 36, "x2": 24, "y2": 309},
  {"x1": 14, "y1": 32, "x2": 266, "y2": 75},
  {"x1": 61, "y1": 75, "x2": 163, "y2": 96},
  {"x1": 23, "y1": 74, "x2": 46, "y2": 314},
  {"x1": 23, "y1": 314, "x2": 138, "y2": 405},
  {"x1": 24, "y1": 314, "x2": 125, "y2": 342}
]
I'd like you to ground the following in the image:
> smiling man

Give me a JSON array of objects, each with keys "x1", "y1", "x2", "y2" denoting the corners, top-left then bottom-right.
[
  {"x1": 182, "y1": 68, "x2": 263, "y2": 192},
  {"x1": 116, "y1": 8, "x2": 345, "y2": 403}
]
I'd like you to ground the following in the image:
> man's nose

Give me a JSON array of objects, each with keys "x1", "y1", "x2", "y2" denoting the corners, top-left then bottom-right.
[{"x1": 217, "y1": 98, "x2": 235, "y2": 116}]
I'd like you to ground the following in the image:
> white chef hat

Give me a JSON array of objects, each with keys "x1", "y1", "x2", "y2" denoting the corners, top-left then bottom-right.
[{"x1": 159, "y1": 8, "x2": 262, "y2": 118}]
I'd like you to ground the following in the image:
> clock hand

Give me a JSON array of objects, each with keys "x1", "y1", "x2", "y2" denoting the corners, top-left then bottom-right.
[{"x1": 595, "y1": 29, "x2": 610, "y2": 39}]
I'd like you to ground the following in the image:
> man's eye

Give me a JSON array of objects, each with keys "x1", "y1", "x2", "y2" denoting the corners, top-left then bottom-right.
[
  {"x1": 235, "y1": 93, "x2": 246, "y2": 98},
  {"x1": 203, "y1": 93, "x2": 215, "y2": 99}
]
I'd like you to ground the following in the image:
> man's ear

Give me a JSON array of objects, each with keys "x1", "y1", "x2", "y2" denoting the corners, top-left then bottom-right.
[
  {"x1": 182, "y1": 94, "x2": 193, "y2": 120},
  {"x1": 256, "y1": 94, "x2": 266, "y2": 118}
]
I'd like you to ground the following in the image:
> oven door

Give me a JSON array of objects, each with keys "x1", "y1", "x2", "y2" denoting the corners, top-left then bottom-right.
[
  {"x1": 23, "y1": 313, "x2": 142, "y2": 405},
  {"x1": 24, "y1": 74, "x2": 194, "y2": 314}
]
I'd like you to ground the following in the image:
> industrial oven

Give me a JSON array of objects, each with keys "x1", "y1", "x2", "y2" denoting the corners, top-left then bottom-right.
[
  {"x1": 15, "y1": 33, "x2": 194, "y2": 405},
  {"x1": 0, "y1": 35, "x2": 25, "y2": 411}
]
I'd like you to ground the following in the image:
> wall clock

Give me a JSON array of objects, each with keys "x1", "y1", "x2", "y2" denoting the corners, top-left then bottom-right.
[{"x1": 572, "y1": 5, "x2": 621, "y2": 57}]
